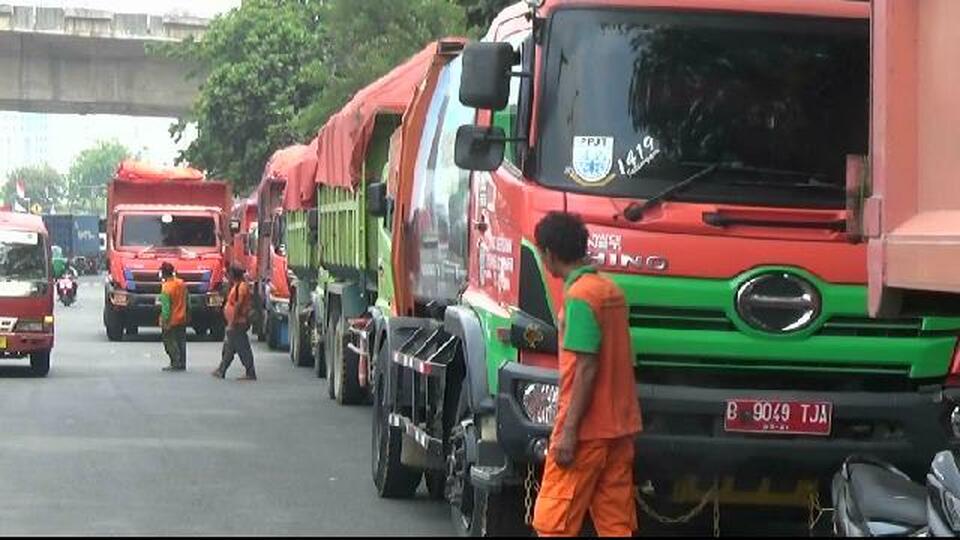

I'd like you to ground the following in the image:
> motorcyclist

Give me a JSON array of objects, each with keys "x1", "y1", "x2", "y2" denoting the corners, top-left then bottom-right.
[{"x1": 52, "y1": 246, "x2": 79, "y2": 299}]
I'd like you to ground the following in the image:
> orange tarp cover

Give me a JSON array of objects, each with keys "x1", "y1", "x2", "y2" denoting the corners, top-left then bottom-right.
[
  {"x1": 313, "y1": 41, "x2": 458, "y2": 191},
  {"x1": 265, "y1": 140, "x2": 318, "y2": 210},
  {"x1": 115, "y1": 160, "x2": 204, "y2": 182}
]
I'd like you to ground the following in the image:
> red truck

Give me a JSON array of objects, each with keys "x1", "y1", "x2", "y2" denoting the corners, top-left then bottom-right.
[
  {"x1": 0, "y1": 211, "x2": 54, "y2": 376},
  {"x1": 102, "y1": 160, "x2": 232, "y2": 342},
  {"x1": 253, "y1": 144, "x2": 318, "y2": 351},
  {"x1": 229, "y1": 197, "x2": 258, "y2": 281}
]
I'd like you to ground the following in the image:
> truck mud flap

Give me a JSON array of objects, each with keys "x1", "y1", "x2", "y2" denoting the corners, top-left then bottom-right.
[{"x1": 389, "y1": 413, "x2": 445, "y2": 471}]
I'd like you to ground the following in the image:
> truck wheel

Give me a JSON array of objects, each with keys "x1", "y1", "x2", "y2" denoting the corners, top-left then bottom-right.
[
  {"x1": 210, "y1": 321, "x2": 226, "y2": 342},
  {"x1": 333, "y1": 315, "x2": 364, "y2": 405},
  {"x1": 30, "y1": 350, "x2": 51, "y2": 377},
  {"x1": 325, "y1": 309, "x2": 340, "y2": 399},
  {"x1": 296, "y1": 316, "x2": 314, "y2": 367},
  {"x1": 313, "y1": 316, "x2": 326, "y2": 379},
  {"x1": 255, "y1": 311, "x2": 266, "y2": 342},
  {"x1": 290, "y1": 311, "x2": 314, "y2": 368},
  {"x1": 449, "y1": 390, "x2": 527, "y2": 536},
  {"x1": 372, "y1": 343, "x2": 421, "y2": 498},
  {"x1": 105, "y1": 309, "x2": 123, "y2": 342},
  {"x1": 267, "y1": 317, "x2": 280, "y2": 350},
  {"x1": 289, "y1": 295, "x2": 300, "y2": 364}
]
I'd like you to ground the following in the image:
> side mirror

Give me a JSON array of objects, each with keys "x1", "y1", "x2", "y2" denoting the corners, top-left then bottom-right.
[
  {"x1": 460, "y1": 42, "x2": 516, "y2": 110},
  {"x1": 367, "y1": 182, "x2": 389, "y2": 218},
  {"x1": 229, "y1": 219, "x2": 241, "y2": 234},
  {"x1": 455, "y1": 125, "x2": 506, "y2": 171}
]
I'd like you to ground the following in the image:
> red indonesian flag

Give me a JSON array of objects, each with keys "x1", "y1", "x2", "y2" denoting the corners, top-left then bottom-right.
[{"x1": 15, "y1": 179, "x2": 26, "y2": 200}]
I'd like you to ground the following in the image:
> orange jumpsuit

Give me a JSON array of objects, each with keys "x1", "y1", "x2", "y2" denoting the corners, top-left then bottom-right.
[{"x1": 533, "y1": 266, "x2": 642, "y2": 537}]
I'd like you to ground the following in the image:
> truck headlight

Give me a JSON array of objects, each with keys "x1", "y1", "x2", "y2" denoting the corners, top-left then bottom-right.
[
  {"x1": 519, "y1": 382, "x2": 559, "y2": 425},
  {"x1": 110, "y1": 292, "x2": 128, "y2": 306},
  {"x1": 207, "y1": 293, "x2": 224, "y2": 307},
  {"x1": 15, "y1": 320, "x2": 44, "y2": 333}
]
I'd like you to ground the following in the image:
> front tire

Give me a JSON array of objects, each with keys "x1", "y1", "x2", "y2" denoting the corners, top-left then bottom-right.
[
  {"x1": 448, "y1": 390, "x2": 527, "y2": 536},
  {"x1": 105, "y1": 308, "x2": 123, "y2": 342},
  {"x1": 325, "y1": 309, "x2": 340, "y2": 400},
  {"x1": 290, "y1": 307, "x2": 313, "y2": 367},
  {"x1": 210, "y1": 320, "x2": 226, "y2": 342},
  {"x1": 267, "y1": 317, "x2": 280, "y2": 350},
  {"x1": 313, "y1": 315, "x2": 326, "y2": 379},
  {"x1": 30, "y1": 350, "x2": 51, "y2": 377},
  {"x1": 372, "y1": 343, "x2": 421, "y2": 498}
]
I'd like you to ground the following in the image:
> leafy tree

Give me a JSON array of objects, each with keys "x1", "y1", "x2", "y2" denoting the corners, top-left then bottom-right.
[
  {"x1": 155, "y1": 0, "x2": 327, "y2": 195},
  {"x1": 458, "y1": 0, "x2": 515, "y2": 35},
  {"x1": 2, "y1": 164, "x2": 65, "y2": 214},
  {"x1": 66, "y1": 140, "x2": 131, "y2": 216},
  {"x1": 157, "y1": 0, "x2": 467, "y2": 194},
  {"x1": 292, "y1": 0, "x2": 467, "y2": 136}
]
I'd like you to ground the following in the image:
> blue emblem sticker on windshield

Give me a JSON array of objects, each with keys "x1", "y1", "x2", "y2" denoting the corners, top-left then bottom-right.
[{"x1": 568, "y1": 136, "x2": 615, "y2": 186}]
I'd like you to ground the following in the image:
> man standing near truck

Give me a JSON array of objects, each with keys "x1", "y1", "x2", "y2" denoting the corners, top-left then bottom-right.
[
  {"x1": 159, "y1": 262, "x2": 188, "y2": 372},
  {"x1": 532, "y1": 212, "x2": 642, "y2": 537},
  {"x1": 211, "y1": 266, "x2": 257, "y2": 381}
]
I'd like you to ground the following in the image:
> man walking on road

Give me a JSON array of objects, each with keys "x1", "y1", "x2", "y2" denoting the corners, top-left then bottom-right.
[
  {"x1": 212, "y1": 266, "x2": 257, "y2": 381},
  {"x1": 532, "y1": 212, "x2": 642, "y2": 537},
  {"x1": 159, "y1": 262, "x2": 188, "y2": 372}
]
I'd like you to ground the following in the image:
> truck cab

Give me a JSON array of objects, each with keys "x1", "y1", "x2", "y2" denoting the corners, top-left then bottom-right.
[
  {"x1": 0, "y1": 212, "x2": 54, "y2": 376},
  {"x1": 103, "y1": 161, "x2": 232, "y2": 342},
  {"x1": 422, "y1": 0, "x2": 960, "y2": 524}
]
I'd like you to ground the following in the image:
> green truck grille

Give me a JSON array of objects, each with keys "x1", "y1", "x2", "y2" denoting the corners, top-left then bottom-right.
[
  {"x1": 630, "y1": 306, "x2": 924, "y2": 338},
  {"x1": 611, "y1": 268, "x2": 960, "y2": 380}
]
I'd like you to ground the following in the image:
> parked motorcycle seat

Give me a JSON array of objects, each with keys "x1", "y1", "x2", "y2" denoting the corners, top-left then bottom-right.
[{"x1": 848, "y1": 462, "x2": 927, "y2": 529}]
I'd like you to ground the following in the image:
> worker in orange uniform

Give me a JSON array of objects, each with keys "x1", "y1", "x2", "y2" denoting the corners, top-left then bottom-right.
[
  {"x1": 159, "y1": 262, "x2": 189, "y2": 372},
  {"x1": 211, "y1": 266, "x2": 257, "y2": 381},
  {"x1": 532, "y1": 211, "x2": 642, "y2": 537}
]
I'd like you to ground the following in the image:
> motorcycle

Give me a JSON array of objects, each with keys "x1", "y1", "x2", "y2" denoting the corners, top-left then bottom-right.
[
  {"x1": 832, "y1": 451, "x2": 960, "y2": 537},
  {"x1": 56, "y1": 275, "x2": 78, "y2": 306}
]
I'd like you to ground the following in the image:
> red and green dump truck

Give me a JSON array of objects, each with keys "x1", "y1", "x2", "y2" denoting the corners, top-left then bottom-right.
[
  {"x1": 275, "y1": 0, "x2": 960, "y2": 534},
  {"x1": 248, "y1": 145, "x2": 317, "y2": 351}
]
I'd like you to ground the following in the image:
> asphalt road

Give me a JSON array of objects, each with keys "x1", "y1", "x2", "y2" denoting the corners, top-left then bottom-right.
[
  {"x1": 0, "y1": 277, "x2": 453, "y2": 535},
  {"x1": 0, "y1": 276, "x2": 828, "y2": 536}
]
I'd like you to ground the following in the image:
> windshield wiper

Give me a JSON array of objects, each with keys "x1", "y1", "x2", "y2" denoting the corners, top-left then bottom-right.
[
  {"x1": 136, "y1": 245, "x2": 156, "y2": 258},
  {"x1": 624, "y1": 163, "x2": 721, "y2": 222},
  {"x1": 623, "y1": 162, "x2": 836, "y2": 222}
]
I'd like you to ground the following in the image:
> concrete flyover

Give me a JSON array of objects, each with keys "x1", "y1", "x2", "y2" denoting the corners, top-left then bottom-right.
[{"x1": 0, "y1": 5, "x2": 208, "y2": 117}]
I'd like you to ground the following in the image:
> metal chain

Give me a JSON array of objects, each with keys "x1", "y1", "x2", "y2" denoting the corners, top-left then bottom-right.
[
  {"x1": 634, "y1": 478, "x2": 719, "y2": 527},
  {"x1": 524, "y1": 463, "x2": 540, "y2": 525},
  {"x1": 807, "y1": 490, "x2": 833, "y2": 536},
  {"x1": 713, "y1": 481, "x2": 721, "y2": 538}
]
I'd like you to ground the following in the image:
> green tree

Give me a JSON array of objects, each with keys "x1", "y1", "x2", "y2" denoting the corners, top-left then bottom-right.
[
  {"x1": 66, "y1": 140, "x2": 131, "y2": 216},
  {"x1": 3, "y1": 164, "x2": 65, "y2": 213},
  {"x1": 156, "y1": 0, "x2": 327, "y2": 195},
  {"x1": 293, "y1": 0, "x2": 467, "y2": 135},
  {"x1": 157, "y1": 0, "x2": 467, "y2": 194},
  {"x1": 458, "y1": 0, "x2": 515, "y2": 35}
]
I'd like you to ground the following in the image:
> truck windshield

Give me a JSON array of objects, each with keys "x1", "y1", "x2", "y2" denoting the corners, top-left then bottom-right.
[
  {"x1": 0, "y1": 230, "x2": 47, "y2": 281},
  {"x1": 120, "y1": 215, "x2": 218, "y2": 248},
  {"x1": 535, "y1": 9, "x2": 869, "y2": 209}
]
